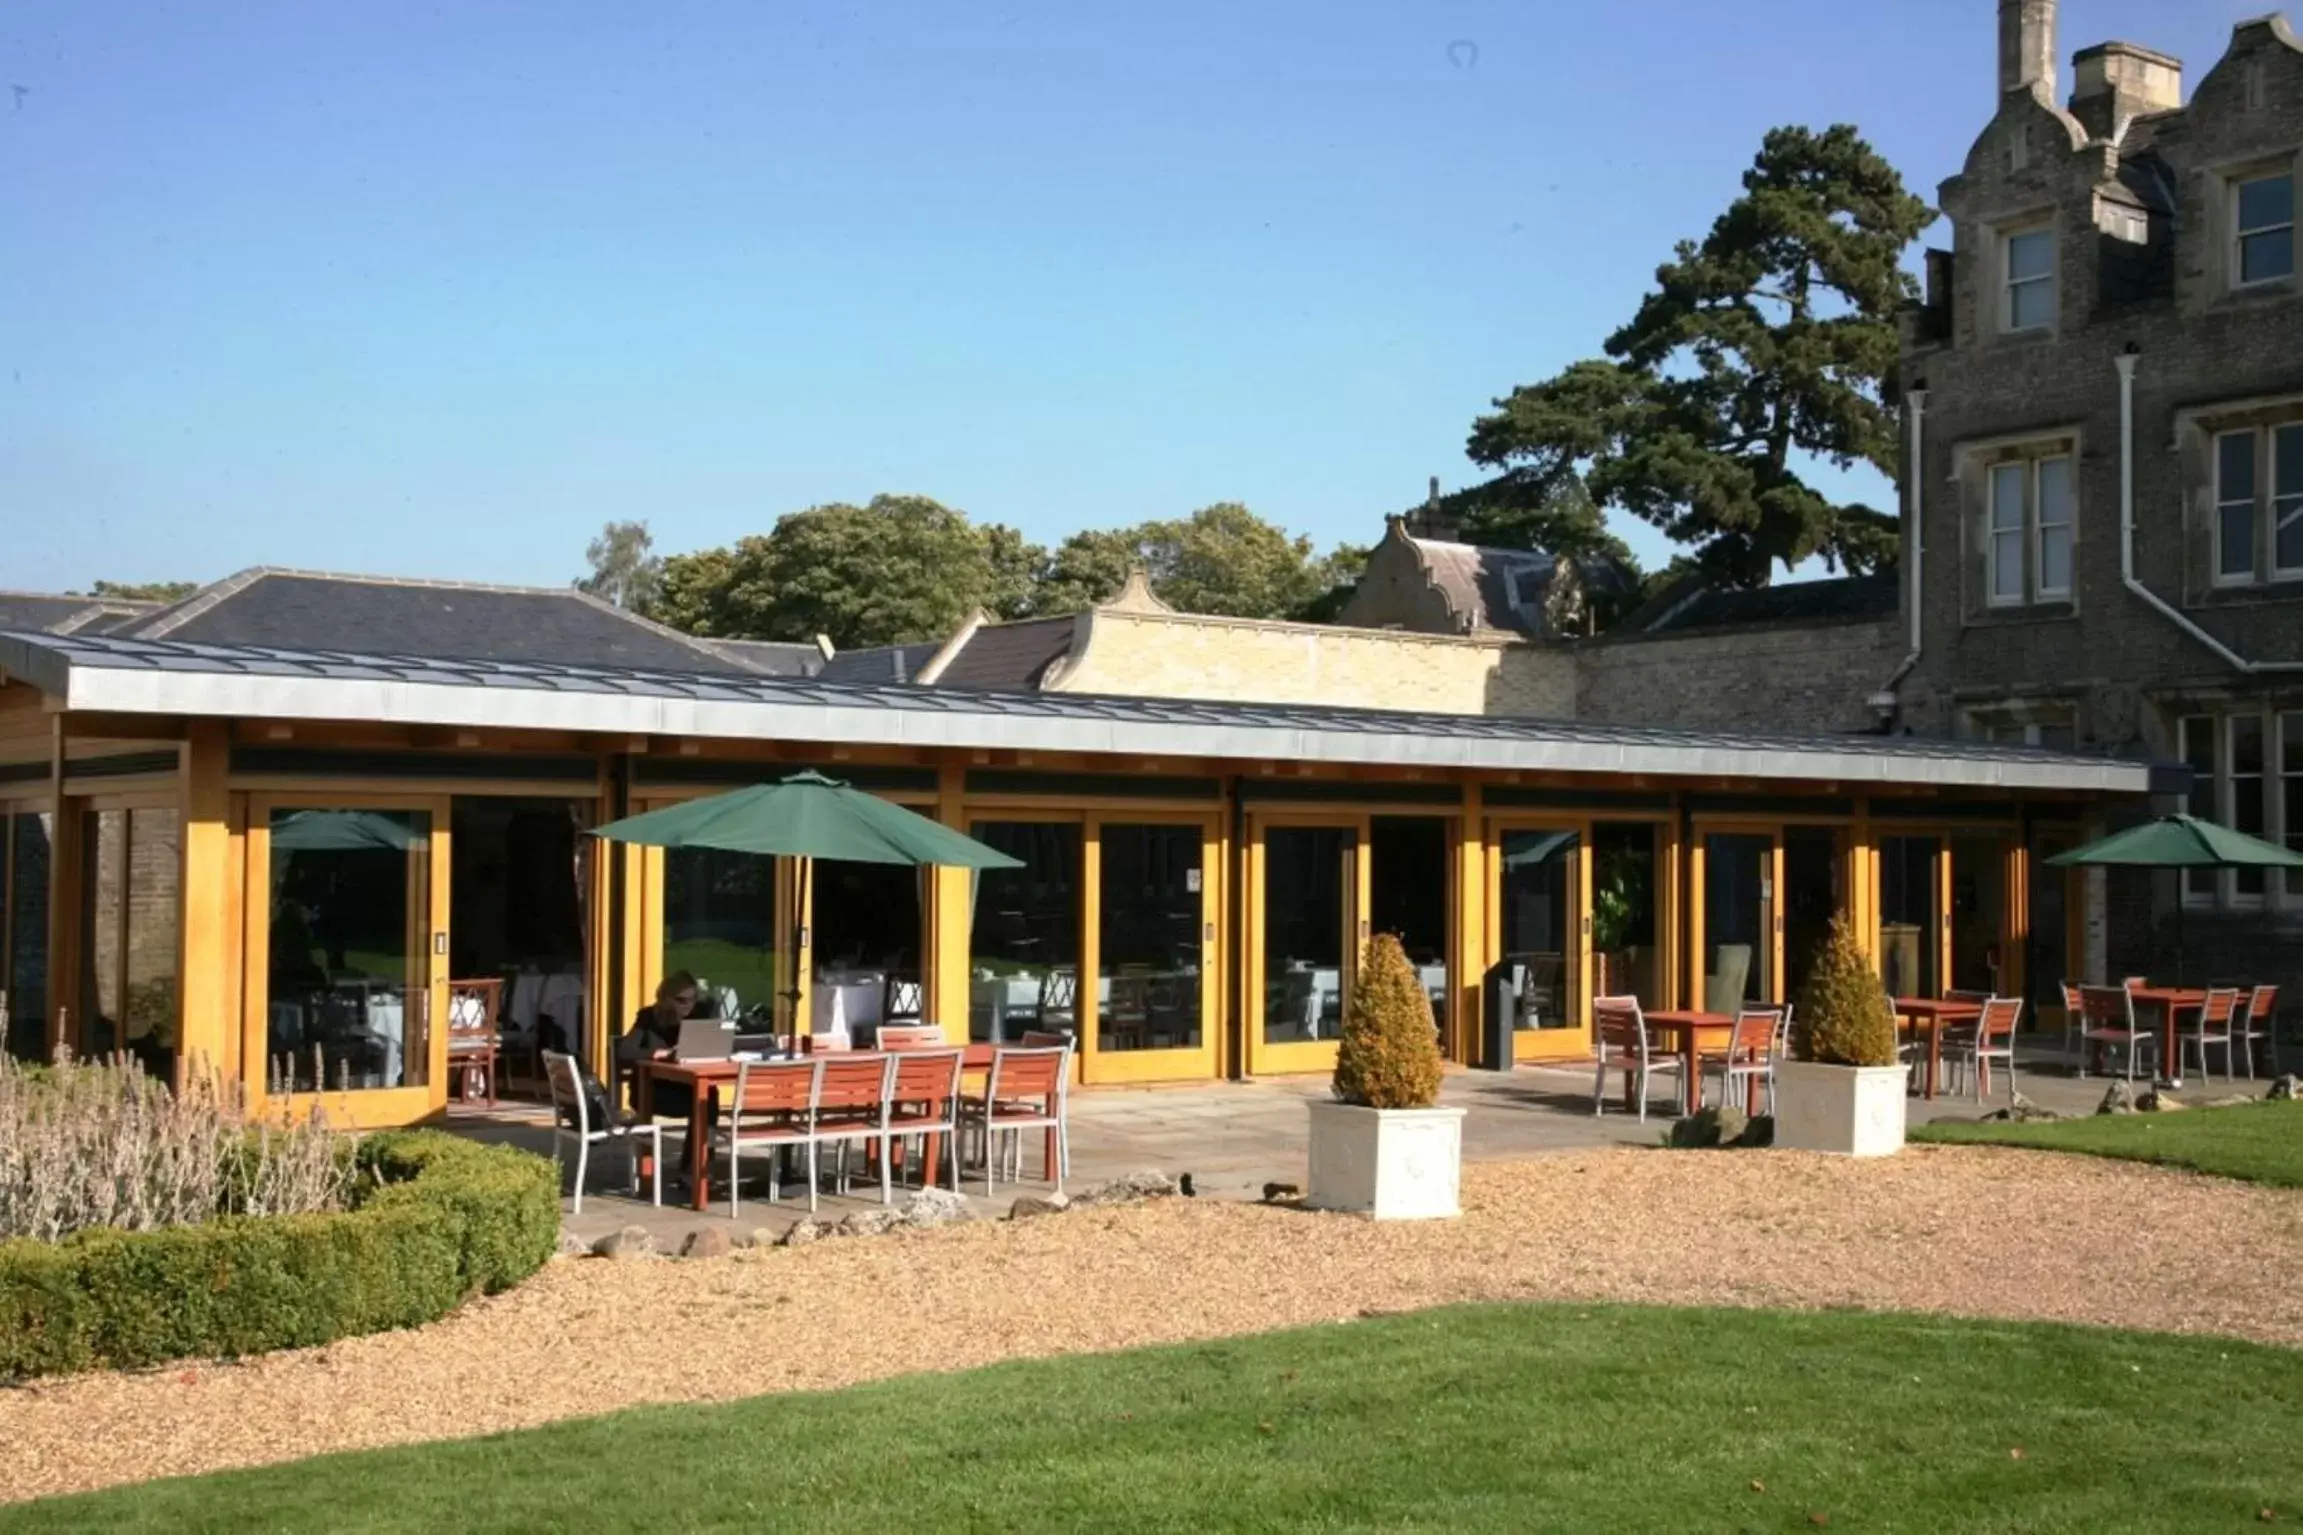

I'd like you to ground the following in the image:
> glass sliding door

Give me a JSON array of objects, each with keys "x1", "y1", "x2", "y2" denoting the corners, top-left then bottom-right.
[
  {"x1": 2028, "y1": 829, "x2": 2076, "y2": 1024},
  {"x1": 662, "y1": 845, "x2": 779, "y2": 1027},
  {"x1": 1949, "y1": 833, "x2": 2008, "y2": 996},
  {"x1": 1878, "y1": 835, "x2": 1942, "y2": 999},
  {"x1": 1782, "y1": 826, "x2": 1845, "y2": 1003},
  {"x1": 1495, "y1": 825, "x2": 1584, "y2": 1059},
  {"x1": 1589, "y1": 822, "x2": 1660, "y2": 1010},
  {"x1": 968, "y1": 820, "x2": 1082, "y2": 1045},
  {"x1": 3, "y1": 810, "x2": 52, "y2": 1061},
  {"x1": 1088, "y1": 818, "x2": 1217, "y2": 1083},
  {"x1": 1249, "y1": 817, "x2": 1363, "y2": 1074},
  {"x1": 1700, "y1": 832, "x2": 1777, "y2": 1012},
  {"x1": 76, "y1": 805, "x2": 182, "y2": 1082},
  {"x1": 1369, "y1": 816, "x2": 1451, "y2": 1040},
  {"x1": 255, "y1": 797, "x2": 449, "y2": 1121}
]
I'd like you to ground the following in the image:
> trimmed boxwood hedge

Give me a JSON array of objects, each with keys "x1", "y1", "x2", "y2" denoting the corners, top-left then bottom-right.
[{"x1": 0, "y1": 1129, "x2": 558, "y2": 1380}]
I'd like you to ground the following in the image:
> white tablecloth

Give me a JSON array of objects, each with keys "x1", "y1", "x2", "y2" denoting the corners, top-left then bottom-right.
[
  {"x1": 812, "y1": 978, "x2": 883, "y2": 1034},
  {"x1": 267, "y1": 998, "x2": 405, "y2": 1087}
]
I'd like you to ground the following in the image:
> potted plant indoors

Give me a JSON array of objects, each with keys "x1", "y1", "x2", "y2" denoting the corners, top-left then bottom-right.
[
  {"x1": 1306, "y1": 932, "x2": 1464, "y2": 1219},
  {"x1": 1776, "y1": 915, "x2": 1906, "y2": 1157}
]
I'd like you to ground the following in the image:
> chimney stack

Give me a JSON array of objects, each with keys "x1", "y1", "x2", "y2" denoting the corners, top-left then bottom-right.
[
  {"x1": 2070, "y1": 41, "x2": 2183, "y2": 138},
  {"x1": 1999, "y1": 0, "x2": 2057, "y2": 99}
]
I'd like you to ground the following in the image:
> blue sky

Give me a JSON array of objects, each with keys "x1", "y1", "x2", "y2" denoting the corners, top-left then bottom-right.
[{"x1": 0, "y1": 1, "x2": 2264, "y2": 594}]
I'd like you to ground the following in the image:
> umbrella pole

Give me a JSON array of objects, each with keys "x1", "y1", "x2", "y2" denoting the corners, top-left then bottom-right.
[{"x1": 785, "y1": 855, "x2": 810, "y2": 1049}]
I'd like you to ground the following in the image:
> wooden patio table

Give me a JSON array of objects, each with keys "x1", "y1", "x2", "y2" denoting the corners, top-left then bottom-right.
[
  {"x1": 1892, "y1": 998, "x2": 1984, "y2": 1100},
  {"x1": 2124, "y1": 987, "x2": 2206, "y2": 1088},
  {"x1": 639, "y1": 1044, "x2": 1000, "y2": 1212},
  {"x1": 1636, "y1": 1009, "x2": 1735, "y2": 1116}
]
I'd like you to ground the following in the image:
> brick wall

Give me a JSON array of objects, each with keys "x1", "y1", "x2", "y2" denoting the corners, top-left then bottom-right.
[{"x1": 1574, "y1": 617, "x2": 1906, "y2": 735}]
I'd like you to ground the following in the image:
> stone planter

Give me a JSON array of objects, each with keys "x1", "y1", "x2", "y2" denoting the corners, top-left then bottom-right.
[
  {"x1": 1305, "y1": 1100, "x2": 1465, "y2": 1219},
  {"x1": 1775, "y1": 1059, "x2": 1907, "y2": 1157}
]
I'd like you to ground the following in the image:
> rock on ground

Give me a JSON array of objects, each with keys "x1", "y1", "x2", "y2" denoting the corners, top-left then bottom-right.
[
  {"x1": 2097, "y1": 1081, "x2": 2139, "y2": 1115},
  {"x1": 1072, "y1": 1171, "x2": 1178, "y2": 1207},
  {"x1": 897, "y1": 1188, "x2": 972, "y2": 1230},
  {"x1": 1008, "y1": 1192, "x2": 1072, "y2": 1220},
  {"x1": 780, "y1": 1217, "x2": 829, "y2": 1247},
  {"x1": 2269, "y1": 1074, "x2": 2299, "y2": 1102},
  {"x1": 591, "y1": 1226, "x2": 656, "y2": 1261},
  {"x1": 2137, "y1": 1091, "x2": 2186, "y2": 1114},
  {"x1": 834, "y1": 1208, "x2": 904, "y2": 1239},
  {"x1": 680, "y1": 1227, "x2": 734, "y2": 1260},
  {"x1": 1667, "y1": 1105, "x2": 1749, "y2": 1149}
]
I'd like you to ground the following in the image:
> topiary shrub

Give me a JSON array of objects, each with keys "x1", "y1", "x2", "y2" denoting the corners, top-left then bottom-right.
[
  {"x1": 0, "y1": 1128, "x2": 557, "y2": 1381},
  {"x1": 1332, "y1": 932, "x2": 1444, "y2": 1110},
  {"x1": 1792, "y1": 915, "x2": 1899, "y2": 1067}
]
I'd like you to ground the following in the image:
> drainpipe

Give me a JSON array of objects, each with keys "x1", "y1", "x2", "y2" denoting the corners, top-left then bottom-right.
[
  {"x1": 2115, "y1": 348, "x2": 2303, "y2": 675},
  {"x1": 1875, "y1": 389, "x2": 1927, "y2": 722}
]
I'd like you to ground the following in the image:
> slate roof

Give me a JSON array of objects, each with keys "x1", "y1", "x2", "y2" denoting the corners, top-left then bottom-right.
[
  {"x1": 0, "y1": 591, "x2": 163, "y2": 636},
  {"x1": 122, "y1": 568, "x2": 755, "y2": 676},
  {"x1": 925, "y1": 616, "x2": 1079, "y2": 691},
  {"x1": 697, "y1": 638, "x2": 826, "y2": 678},
  {"x1": 1621, "y1": 571, "x2": 1899, "y2": 637},
  {"x1": 817, "y1": 642, "x2": 944, "y2": 685}
]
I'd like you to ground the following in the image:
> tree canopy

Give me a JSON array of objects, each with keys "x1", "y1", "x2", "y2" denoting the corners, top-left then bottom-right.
[
  {"x1": 1035, "y1": 503, "x2": 1356, "y2": 621},
  {"x1": 1467, "y1": 124, "x2": 1929, "y2": 587},
  {"x1": 576, "y1": 521, "x2": 663, "y2": 611},
  {"x1": 82, "y1": 580, "x2": 197, "y2": 603}
]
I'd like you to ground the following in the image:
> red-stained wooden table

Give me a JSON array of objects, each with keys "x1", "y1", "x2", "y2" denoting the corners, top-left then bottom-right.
[
  {"x1": 1638, "y1": 1009, "x2": 1735, "y2": 1116},
  {"x1": 639, "y1": 1045, "x2": 1004, "y2": 1212},
  {"x1": 1893, "y1": 998, "x2": 1984, "y2": 1100}
]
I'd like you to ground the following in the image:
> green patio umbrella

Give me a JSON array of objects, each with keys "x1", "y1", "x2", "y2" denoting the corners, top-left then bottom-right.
[
  {"x1": 270, "y1": 809, "x2": 419, "y2": 852},
  {"x1": 2048, "y1": 813, "x2": 2303, "y2": 983},
  {"x1": 591, "y1": 771, "x2": 1020, "y2": 1025}
]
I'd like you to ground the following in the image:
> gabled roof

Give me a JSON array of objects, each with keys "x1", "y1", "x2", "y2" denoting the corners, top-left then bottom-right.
[
  {"x1": 919, "y1": 615, "x2": 1079, "y2": 691},
  {"x1": 818, "y1": 641, "x2": 943, "y2": 685},
  {"x1": 0, "y1": 627, "x2": 2155, "y2": 796},
  {"x1": 116, "y1": 568, "x2": 756, "y2": 676},
  {"x1": 0, "y1": 591, "x2": 162, "y2": 636}
]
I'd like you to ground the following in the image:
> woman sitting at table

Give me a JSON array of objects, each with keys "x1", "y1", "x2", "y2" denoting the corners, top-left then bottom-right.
[{"x1": 615, "y1": 971, "x2": 717, "y2": 1146}]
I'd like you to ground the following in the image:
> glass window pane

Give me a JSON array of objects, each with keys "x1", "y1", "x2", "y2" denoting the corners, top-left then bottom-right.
[
  {"x1": 2285, "y1": 713, "x2": 2303, "y2": 897},
  {"x1": 2277, "y1": 426, "x2": 2303, "y2": 497},
  {"x1": 2237, "y1": 174, "x2": 2294, "y2": 234},
  {"x1": 2221, "y1": 501, "x2": 2258, "y2": 579},
  {"x1": 6, "y1": 813, "x2": 52, "y2": 1062},
  {"x1": 1879, "y1": 836, "x2": 1940, "y2": 1000},
  {"x1": 968, "y1": 821, "x2": 1081, "y2": 1044},
  {"x1": 2278, "y1": 498, "x2": 2303, "y2": 573},
  {"x1": 2036, "y1": 457, "x2": 2074, "y2": 523},
  {"x1": 80, "y1": 810, "x2": 125, "y2": 1060},
  {"x1": 1703, "y1": 832, "x2": 1776, "y2": 1009},
  {"x1": 2276, "y1": 427, "x2": 2303, "y2": 572},
  {"x1": 1500, "y1": 827, "x2": 1582, "y2": 1031},
  {"x1": 1369, "y1": 817, "x2": 1449, "y2": 1035},
  {"x1": 1096, "y1": 824, "x2": 1203, "y2": 1053},
  {"x1": 1261, "y1": 826, "x2": 1348, "y2": 1045},
  {"x1": 2234, "y1": 715, "x2": 2267, "y2": 777},
  {"x1": 266, "y1": 809, "x2": 429, "y2": 1092},
  {"x1": 2242, "y1": 228, "x2": 2295, "y2": 285},
  {"x1": 1992, "y1": 530, "x2": 2025, "y2": 598},
  {"x1": 2038, "y1": 523, "x2": 2073, "y2": 594},
  {"x1": 2233, "y1": 718, "x2": 2267, "y2": 898},
  {"x1": 2009, "y1": 278, "x2": 2055, "y2": 330},
  {"x1": 811, "y1": 858, "x2": 922, "y2": 1042},
  {"x1": 2182, "y1": 719, "x2": 2218, "y2": 901},
  {"x1": 123, "y1": 809, "x2": 181, "y2": 1083},
  {"x1": 2220, "y1": 431, "x2": 2258, "y2": 504},
  {"x1": 1590, "y1": 823, "x2": 1655, "y2": 1010},
  {"x1": 664, "y1": 846, "x2": 778, "y2": 1022},
  {"x1": 1989, "y1": 464, "x2": 2026, "y2": 531},
  {"x1": 2007, "y1": 229, "x2": 2054, "y2": 281}
]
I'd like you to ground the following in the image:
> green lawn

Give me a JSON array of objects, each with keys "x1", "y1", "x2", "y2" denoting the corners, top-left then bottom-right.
[
  {"x1": 9, "y1": 1304, "x2": 2303, "y2": 1533},
  {"x1": 1914, "y1": 1098, "x2": 2303, "y2": 1187}
]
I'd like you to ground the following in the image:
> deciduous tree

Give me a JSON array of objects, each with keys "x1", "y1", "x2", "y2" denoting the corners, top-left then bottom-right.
[{"x1": 576, "y1": 521, "x2": 663, "y2": 611}]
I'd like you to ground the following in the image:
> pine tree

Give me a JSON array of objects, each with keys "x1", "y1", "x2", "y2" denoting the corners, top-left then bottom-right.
[
  {"x1": 1792, "y1": 915, "x2": 1899, "y2": 1067},
  {"x1": 1332, "y1": 933, "x2": 1444, "y2": 1109},
  {"x1": 1467, "y1": 124, "x2": 1932, "y2": 587}
]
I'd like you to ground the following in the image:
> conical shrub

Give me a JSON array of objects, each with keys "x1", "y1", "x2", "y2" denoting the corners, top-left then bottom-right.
[
  {"x1": 1791, "y1": 914, "x2": 1899, "y2": 1067},
  {"x1": 1332, "y1": 932, "x2": 1444, "y2": 1109}
]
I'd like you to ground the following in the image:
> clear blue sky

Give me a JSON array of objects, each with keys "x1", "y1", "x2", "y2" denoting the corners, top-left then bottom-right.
[{"x1": 0, "y1": 0, "x2": 2262, "y2": 594}]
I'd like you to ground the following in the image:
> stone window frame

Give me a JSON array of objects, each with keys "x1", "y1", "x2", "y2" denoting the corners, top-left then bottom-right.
[
  {"x1": 2227, "y1": 160, "x2": 2297, "y2": 292},
  {"x1": 1962, "y1": 701, "x2": 2077, "y2": 751},
  {"x1": 2180, "y1": 392, "x2": 2303, "y2": 597},
  {"x1": 1997, "y1": 217, "x2": 2058, "y2": 335},
  {"x1": 2203, "y1": 148, "x2": 2301, "y2": 299},
  {"x1": 1957, "y1": 428, "x2": 2082, "y2": 619},
  {"x1": 2175, "y1": 703, "x2": 2303, "y2": 912}
]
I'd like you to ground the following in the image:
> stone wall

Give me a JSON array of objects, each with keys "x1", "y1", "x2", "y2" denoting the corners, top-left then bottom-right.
[
  {"x1": 1574, "y1": 617, "x2": 1906, "y2": 736},
  {"x1": 1052, "y1": 607, "x2": 1577, "y2": 718}
]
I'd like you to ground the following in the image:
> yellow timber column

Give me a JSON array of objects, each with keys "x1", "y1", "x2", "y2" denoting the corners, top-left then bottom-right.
[
  {"x1": 177, "y1": 721, "x2": 241, "y2": 1089},
  {"x1": 1450, "y1": 784, "x2": 1486, "y2": 1064},
  {"x1": 929, "y1": 764, "x2": 970, "y2": 1031}
]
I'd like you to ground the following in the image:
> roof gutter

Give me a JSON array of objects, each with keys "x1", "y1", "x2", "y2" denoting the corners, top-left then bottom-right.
[{"x1": 2116, "y1": 349, "x2": 2303, "y2": 675}]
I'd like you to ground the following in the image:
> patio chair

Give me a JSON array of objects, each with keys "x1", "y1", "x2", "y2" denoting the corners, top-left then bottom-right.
[
  {"x1": 2077, "y1": 984, "x2": 2154, "y2": 1083},
  {"x1": 961, "y1": 1044, "x2": 1069, "y2": 1195},
  {"x1": 1020, "y1": 1031, "x2": 1076, "y2": 1177},
  {"x1": 878, "y1": 1023, "x2": 947, "y2": 1050},
  {"x1": 544, "y1": 1051, "x2": 661, "y2": 1215},
  {"x1": 886, "y1": 1047, "x2": 965, "y2": 1193},
  {"x1": 811, "y1": 1053, "x2": 899, "y2": 1205},
  {"x1": 445, "y1": 978, "x2": 503, "y2": 1106},
  {"x1": 1590, "y1": 996, "x2": 1684, "y2": 1123},
  {"x1": 1943, "y1": 996, "x2": 2023, "y2": 1103},
  {"x1": 2058, "y1": 981, "x2": 2086, "y2": 1074},
  {"x1": 723, "y1": 1058, "x2": 823, "y2": 1216},
  {"x1": 2235, "y1": 985, "x2": 2280, "y2": 1079},
  {"x1": 1703, "y1": 1007, "x2": 1782, "y2": 1116},
  {"x1": 2181, "y1": 987, "x2": 2243, "y2": 1083},
  {"x1": 882, "y1": 975, "x2": 925, "y2": 1026}
]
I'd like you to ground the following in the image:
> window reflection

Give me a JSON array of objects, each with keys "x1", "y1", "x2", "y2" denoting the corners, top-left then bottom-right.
[
  {"x1": 1098, "y1": 823, "x2": 1202, "y2": 1052},
  {"x1": 969, "y1": 821, "x2": 1081, "y2": 1043},
  {"x1": 1263, "y1": 826, "x2": 1348, "y2": 1044},
  {"x1": 267, "y1": 809, "x2": 427, "y2": 1092}
]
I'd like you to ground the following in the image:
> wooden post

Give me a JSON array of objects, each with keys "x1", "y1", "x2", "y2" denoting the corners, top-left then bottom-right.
[
  {"x1": 929, "y1": 763, "x2": 970, "y2": 1032},
  {"x1": 177, "y1": 722, "x2": 239, "y2": 1086}
]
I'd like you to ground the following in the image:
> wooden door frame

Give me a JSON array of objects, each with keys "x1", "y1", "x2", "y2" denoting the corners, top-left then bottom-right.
[
  {"x1": 243, "y1": 791, "x2": 453, "y2": 1127},
  {"x1": 1081, "y1": 810, "x2": 1222, "y2": 1085},
  {"x1": 1689, "y1": 822, "x2": 1789, "y2": 1010},
  {"x1": 1242, "y1": 809, "x2": 1371, "y2": 1078},
  {"x1": 1869, "y1": 820, "x2": 2024, "y2": 1002},
  {"x1": 1483, "y1": 812, "x2": 1595, "y2": 1064}
]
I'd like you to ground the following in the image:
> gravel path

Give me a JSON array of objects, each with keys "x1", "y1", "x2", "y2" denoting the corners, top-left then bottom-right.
[{"x1": 8, "y1": 1144, "x2": 2303, "y2": 1505}]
